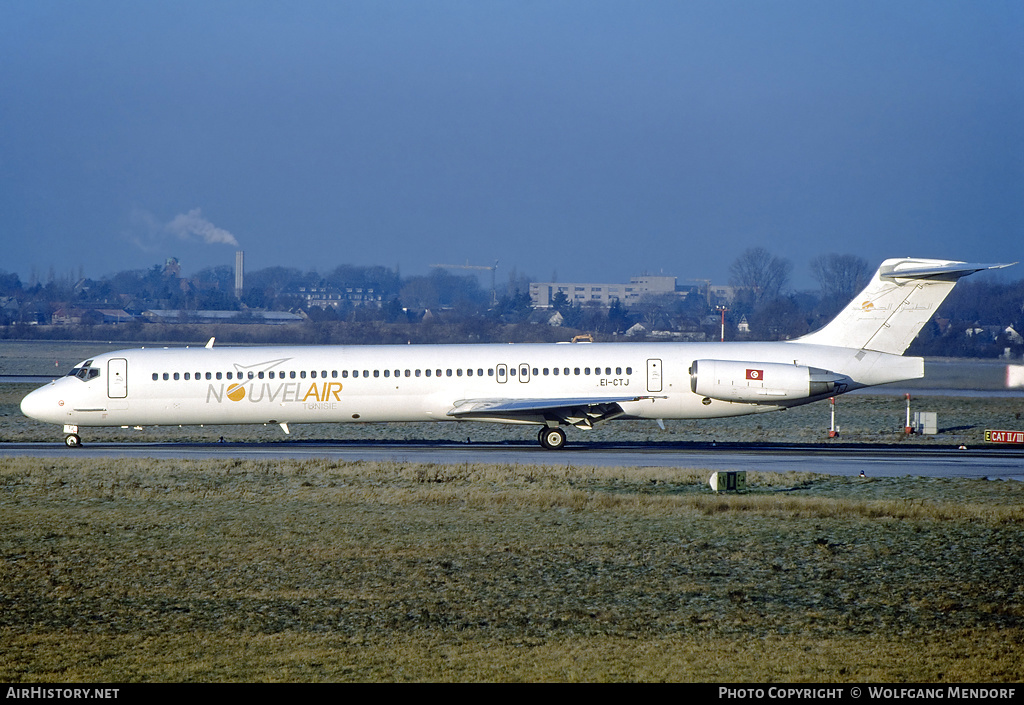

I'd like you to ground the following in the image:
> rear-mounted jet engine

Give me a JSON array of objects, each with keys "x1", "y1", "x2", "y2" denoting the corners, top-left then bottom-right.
[{"x1": 689, "y1": 359, "x2": 848, "y2": 404}]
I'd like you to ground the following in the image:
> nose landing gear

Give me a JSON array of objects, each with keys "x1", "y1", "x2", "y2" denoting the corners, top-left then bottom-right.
[{"x1": 62, "y1": 425, "x2": 82, "y2": 448}]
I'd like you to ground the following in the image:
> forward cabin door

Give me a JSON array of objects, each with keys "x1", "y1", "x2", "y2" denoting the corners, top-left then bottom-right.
[
  {"x1": 108, "y1": 358, "x2": 128, "y2": 398},
  {"x1": 646, "y1": 358, "x2": 663, "y2": 393}
]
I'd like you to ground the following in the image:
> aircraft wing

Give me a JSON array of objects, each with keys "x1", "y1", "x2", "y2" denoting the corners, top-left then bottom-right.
[{"x1": 447, "y1": 395, "x2": 662, "y2": 428}]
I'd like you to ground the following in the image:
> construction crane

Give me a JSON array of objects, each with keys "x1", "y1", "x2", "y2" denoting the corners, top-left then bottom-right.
[{"x1": 430, "y1": 260, "x2": 499, "y2": 305}]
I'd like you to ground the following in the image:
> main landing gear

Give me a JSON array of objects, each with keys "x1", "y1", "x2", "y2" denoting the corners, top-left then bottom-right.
[{"x1": 537, "y1": 426, "x2": 567, "y2": 450}]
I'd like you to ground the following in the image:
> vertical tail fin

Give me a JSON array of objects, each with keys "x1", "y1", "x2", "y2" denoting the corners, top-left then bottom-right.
[{"x1": 794, "y1": 258, "x2": 1014, "y2": 354}]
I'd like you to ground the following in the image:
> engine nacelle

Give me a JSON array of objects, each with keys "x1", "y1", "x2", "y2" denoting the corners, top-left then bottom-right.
[{"x1": 689, "y1": 359, "x2": 847, "y2": 404}]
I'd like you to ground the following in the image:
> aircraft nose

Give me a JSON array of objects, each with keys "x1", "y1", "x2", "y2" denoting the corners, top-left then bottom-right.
[{"x1": 20, "y1": 384, "x2": 62, "y2": 423}]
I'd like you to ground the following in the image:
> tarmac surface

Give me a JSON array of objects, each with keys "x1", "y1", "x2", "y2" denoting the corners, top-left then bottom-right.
[{"x1": 3, "y1": 440, "x2": 1022, "y2": 480}]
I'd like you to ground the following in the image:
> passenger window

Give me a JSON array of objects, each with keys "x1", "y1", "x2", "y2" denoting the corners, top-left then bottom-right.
[
  {"x1": 173, "y1": 373, "x2": 180, "y2": 380},
  {"x1": 258, "y1": 372, "x2": 264, "y2": 379},
  {"x1": 384, "y1": 370, "x2": 390, "y2": 377},
  {"x1": 206, "y1": 372, "x2": 212, "y2": 380},
  {"x1": 184, "y1": 373, "x2": 190, "y2": 380},
  {"x1": 311, "y1": 371, "x2": 317, "y2": 379},
  {"x1": 216, "y1": 372, "x2": 223, "y2": 380},
  {"x1": 163, "y1": 373, "x2": 169, "y2": 380},
  {"x1": 477, "y1": 368, "x2": 483, "y2": 376},
  {"x1": 626, "y1": 367, "x2": 633, "y2": 375},
  {"x1": 466, "y1": 368, "x2": 472, "y2": 376},
  {"x1": 300, "y1": 371, "x2": 306, "y2": 379},
  {"x1": 552, "y1": 368, "x2": 559, "y2": 375},
  {"x1": 332, "y1": 370, "x2": 338, "y2": 378},
  {"x1": 616, "y1": 367, "x2": 622, "y2": 375},
  {"x1": 290, "y1": 371, "x2": 296, "y2": 379},
  {"x1": 425, "y1": 369, "x2": 431, "y2": 377},
  {"x1": 342, "y1": 370, "x2": 348, "y2": 378},
  {"x1": 532, "y1": 368, "x2": 538, "y2": 376},
  {"x1": 436, "y1": 369, "x2": 442, "y2": 377},
  {"x1": 405, "y1": 370, "x2": 411, "y2": 377},
  {"x1": 456, "y1": 369, "x2": 462, "y2": 377},
  {"x1": 152, "y1": 373, "x2": 158, "y2": 381},
  {"x1": 574, "y1": 368, "x2": 580, "y2": 375},
  {"x1": 248, "y1": 372, "x2": 254, "y2": 380},
  {"x1": 363, "y1": 370, "x2": 370, "y2": 378}
]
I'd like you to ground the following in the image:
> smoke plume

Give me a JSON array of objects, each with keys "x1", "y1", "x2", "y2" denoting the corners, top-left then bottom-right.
[{"x1": 166, "y1": 208, "x2": 239, "y2": 247}]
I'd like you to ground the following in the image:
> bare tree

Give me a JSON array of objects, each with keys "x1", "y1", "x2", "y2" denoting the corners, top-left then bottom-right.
[
  {"x1": 810, "y1": 253, "x2": 871, "y2": 300},
  {"x1": 729, "y1": 247, "x2": 792, "y2": 303}
]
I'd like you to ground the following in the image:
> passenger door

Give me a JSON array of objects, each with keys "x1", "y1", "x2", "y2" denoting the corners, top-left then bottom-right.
[
  {"x1": 646, "y1": 358, "x2": 663, "y2": 393},
  {"x1": 108, "y1": 358, "x2": 128, "y2": 398}
]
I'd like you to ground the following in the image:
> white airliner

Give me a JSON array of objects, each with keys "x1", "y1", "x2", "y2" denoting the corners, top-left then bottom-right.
[{"x1": 20, "y1": 258, "x2": 1012, "y2": 449}]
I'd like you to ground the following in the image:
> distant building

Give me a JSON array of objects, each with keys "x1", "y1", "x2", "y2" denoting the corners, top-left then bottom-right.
[
  {"x1": 52, "y1": 308, "x2": 134, "y2": 325},
  {"x1": 530, "y1": 275, "x2": 738, "y2": 309},
  {"x1": 530, "y1": 275, "x2": 682, "y2": 308},
  {"x1": 143, "y1": 310, "x2": 305, "y2": 325},
  {"x1": 530, "y1": 275, "x2": 737, "y2": 309},
  {"x1": 290, "y1": 286, "x2": 383, "y2": 309}
]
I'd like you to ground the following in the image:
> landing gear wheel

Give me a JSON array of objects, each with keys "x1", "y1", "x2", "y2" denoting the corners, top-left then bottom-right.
[
  {"x1": 538, "y1": 427, "x2": 567, "y2": 450},
  {"x1": 64, "y1": 434, "x2": 82, "y2": 448}
]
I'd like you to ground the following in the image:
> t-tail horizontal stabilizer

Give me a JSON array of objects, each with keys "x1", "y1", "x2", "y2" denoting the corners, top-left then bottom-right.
[{"x1": 793, "y1": 258, "x2": 1015, "y2": 355}]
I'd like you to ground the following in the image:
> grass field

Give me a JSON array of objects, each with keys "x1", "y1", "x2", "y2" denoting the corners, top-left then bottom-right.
[{"x1": 1, "y1": 457, "x2": 1022, "y2": 682}]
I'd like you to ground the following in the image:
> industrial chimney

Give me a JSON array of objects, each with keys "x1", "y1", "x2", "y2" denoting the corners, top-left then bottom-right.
[{"x1": 235, "y1": 250, "x2": 244, "y2": 298}]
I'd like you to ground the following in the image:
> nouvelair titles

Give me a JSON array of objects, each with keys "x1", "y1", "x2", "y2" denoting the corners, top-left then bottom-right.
[{"x1": 206, "y1": 381, "x2": 342, "y2": 405}]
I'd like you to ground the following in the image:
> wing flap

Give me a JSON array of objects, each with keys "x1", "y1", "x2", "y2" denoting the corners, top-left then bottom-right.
[{"x1": 448, "y1": 395, "x2": 653, "y2": 417}]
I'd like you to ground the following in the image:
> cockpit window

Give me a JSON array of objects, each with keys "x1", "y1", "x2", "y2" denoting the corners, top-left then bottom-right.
[{"x1": 68, "y1": 360, "x2": 100, "y2": 382}]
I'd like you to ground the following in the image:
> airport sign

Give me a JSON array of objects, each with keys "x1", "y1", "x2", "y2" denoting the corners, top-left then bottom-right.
[{"x1": 984, "y1": 429, "x2": 1024, "y2": 444}]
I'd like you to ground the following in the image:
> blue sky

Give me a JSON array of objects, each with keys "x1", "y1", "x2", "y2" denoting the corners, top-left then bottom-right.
[{"x1": 2, "y1": 1, "x2": 1021, "y2": 290}]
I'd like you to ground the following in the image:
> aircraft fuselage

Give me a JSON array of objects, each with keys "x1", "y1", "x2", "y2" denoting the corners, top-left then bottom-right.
[{"x1": 20, "y1": 340, "x2": 918, "y2": 431}]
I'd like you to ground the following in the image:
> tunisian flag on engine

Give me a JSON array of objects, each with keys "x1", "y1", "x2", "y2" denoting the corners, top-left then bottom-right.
[{"x1": 746, "y1": 369, "x2": 763, "y2": 380}]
